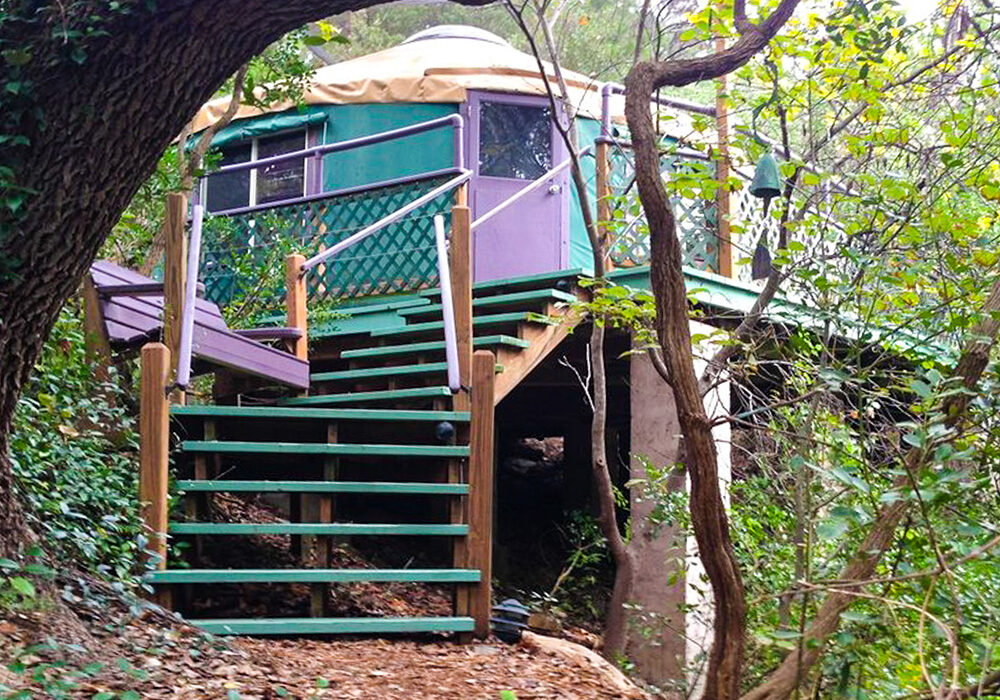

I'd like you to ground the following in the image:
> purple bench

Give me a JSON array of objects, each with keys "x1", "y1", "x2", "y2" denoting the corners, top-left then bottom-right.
[{"x1": 89, "y1": 261, "x2": 309, "y2": 390}]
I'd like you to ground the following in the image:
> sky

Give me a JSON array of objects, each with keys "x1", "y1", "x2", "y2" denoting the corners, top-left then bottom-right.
[{"x1": 898, "y1": 0, "x2": 940, "y2": 22}]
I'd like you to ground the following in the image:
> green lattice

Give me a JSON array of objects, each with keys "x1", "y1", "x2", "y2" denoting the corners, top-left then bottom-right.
[
  {"x1": 606, "y1": 148, "x2": 718, "y2": 271},
  {"x1": 200, "y1": 175, "x2": 453, "y2": 307}
]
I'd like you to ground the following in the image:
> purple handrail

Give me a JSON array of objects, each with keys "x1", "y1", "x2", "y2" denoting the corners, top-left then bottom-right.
[
  {"x1": 208, "y1": 114, "x2": 465, "y2": 178},
  {"x1": 433, "y1": 214, "x2": 461, "y2": 394},
  {"x1": 469, "y1": 146, "x2": 592, "y2": 233},
  {"x1": 208, "y1": 167, "x2": 463, "y2": 219},
  {"x1": 176, "y1": 203, "x2": 204, "y2": 390}
]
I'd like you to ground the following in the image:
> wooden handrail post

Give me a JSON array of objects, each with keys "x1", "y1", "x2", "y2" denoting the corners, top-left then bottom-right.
[
  {"x1": 715, "y1": 37, "x2": 733, "y2": 278},
  {"x1": 285, "y1": 253, "x2": 309, "y2": 361},
  {"x1": 595, "y1": 141, "x2": 614, "y2": 272},
  {"x1": 163, "y1": 192, "x2": 188, "y2": 403},
  {"x1": 451, "y1": 203, "x2": 473, "y2": 411},
  {"x1": 82, "y1": 277, "x2": 113, "y2": 386},
  {"x1": 468, "y1": 350, "x2": 495, "y2": 637},
  {"x1": 139, "y1": 342, "x2": 170, "y2": 575}
]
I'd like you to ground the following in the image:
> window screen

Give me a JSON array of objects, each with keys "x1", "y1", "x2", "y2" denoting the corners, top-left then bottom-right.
[
  {"x1": 257, "y1": 131, "x2": 306, "y2": 204},
  {"x1": 479, "y1": 102, "x2": 552, "y2": 180},
  {"x1": 205, "y1": 143, "x2": 251, "y2": 212}
]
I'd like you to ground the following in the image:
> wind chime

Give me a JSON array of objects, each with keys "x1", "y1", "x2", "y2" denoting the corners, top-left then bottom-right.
[{"x1": 748, "y1": 59, "x2": 783, "y2": 280}]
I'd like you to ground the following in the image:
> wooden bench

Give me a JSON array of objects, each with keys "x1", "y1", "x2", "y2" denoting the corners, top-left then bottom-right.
[{"x1": 88, "y1": 260, "x2": 309, "y2": 390}]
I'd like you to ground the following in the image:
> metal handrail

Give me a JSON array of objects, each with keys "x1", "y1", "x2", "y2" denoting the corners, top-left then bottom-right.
[
  {"x1": 301, "y1": 170, "x2": 472, "y2": 271},
  {"x1": 469, "y1": 146, "x2": 592, "y2": 233},
  {"x1": 208, "y1": 167, "x2": 464, "y2": 219},
  {"x1": 207, "y1": 114, "x2": 466, "y2": 178},
  {"x1": 176, "y1": 204, "x2": 204, "y2": 390},
  {"x1": 434, "y1": 214, "x2": 461, "y2": 394}
]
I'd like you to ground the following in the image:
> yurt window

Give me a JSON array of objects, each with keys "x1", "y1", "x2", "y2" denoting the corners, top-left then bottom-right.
[
  {"x1": 205, "y1": 129, "x2": 308, "y2": 212},
  {"x1": 479, "y1": 102, "x2": 552, "y2": 180}
]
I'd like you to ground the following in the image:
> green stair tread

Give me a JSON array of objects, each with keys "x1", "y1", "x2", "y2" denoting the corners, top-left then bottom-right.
[
  {"x1": 311, "y1": 362, "x2": 447, "y2": 382},
  {"x1": 399, "y1": 289, "x2": 577, "y2": 319},
  {"x1": 170, "y1": 523, "x2": 469, "y2": 536},
  {"x1": 189, "y1": 617, "x2": 475, "y2": 635},
  {"x1": 342, "y1": 335, "x2": 529, "y2": 359},
  {"x1": 180, "y1": 441, "x2": 469, "y2": 458},
  {"x1": 176, "y1": 480, "x2": 469, "y2": 495},
  {"x1": 258, "y1": 297, "x2": 429, "y2": 325},
  {"x1": 419, "y1": 268, "x2": 585, "y2": 299},
  {"x1": 171, "y1": 406, "x2": 469, "y2": 422},
  {"x1": 147, "y1": 568, "x2": 480, "y2": 584},
  {"x1": 369, "y1": 312, "x2": 555, "y2": 339},
  {"x1": 278, "y1": 386, "x2": 452, "y2": 406}
]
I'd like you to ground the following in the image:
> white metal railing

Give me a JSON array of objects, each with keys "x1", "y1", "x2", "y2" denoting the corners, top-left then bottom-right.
[
  {"x1": 175, "y1": 203, "x2": 204, "y2": 390},
  {"x1": 434, "y1": 214, "x2": 461, "y2": 393}
]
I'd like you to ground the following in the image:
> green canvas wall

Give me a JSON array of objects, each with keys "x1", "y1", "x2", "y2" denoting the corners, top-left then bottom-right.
[{"x1": 315, "y1": 103, "x2": 458, "y2": 191}]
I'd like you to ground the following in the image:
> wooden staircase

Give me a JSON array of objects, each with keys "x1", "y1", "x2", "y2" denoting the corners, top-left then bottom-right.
[{"x1": 143, "y1": 269, "x2": 584, "y2": 637}]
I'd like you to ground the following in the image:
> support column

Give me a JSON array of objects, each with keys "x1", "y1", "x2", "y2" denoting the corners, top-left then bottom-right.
[
  {"x1": 162, "y1": 193, "x2": 187, "y2": 404},
  {"x1": 450, "y1": 202, "x2": 473, "y2": 411},
  {"x1": 596, "y1": 141, "x2": 614, "y2": 271},
  {"x1": 140, "y1": 343, "x2": 171, "y2": 606},
  {"x1": 467, "y1": 350, "x2": 495, "y2": 638},
  {"x1": 715, "y1": 37, "x2": 733, "y2": 278},
  {"x1": 627, "y1": 321, "x2": 731, "y2": 688},
  {"x1": 285, "y1": 253, "x2": 309, "y2": 361}
]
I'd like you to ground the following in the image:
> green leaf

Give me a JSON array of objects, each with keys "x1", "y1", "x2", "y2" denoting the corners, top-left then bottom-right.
[{"x1": 8, "y1": 576, "x2": 35, "y2": 598}]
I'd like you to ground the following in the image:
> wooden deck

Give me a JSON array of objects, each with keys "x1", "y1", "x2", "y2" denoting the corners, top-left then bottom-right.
[{"x1": 90, "y1": 261, "x2": 309, "y2": 389}]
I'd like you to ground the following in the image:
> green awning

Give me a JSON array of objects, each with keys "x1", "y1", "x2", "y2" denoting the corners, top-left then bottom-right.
[{"x1": 207, "y1": 109, "x2": 327, "y2": 148}]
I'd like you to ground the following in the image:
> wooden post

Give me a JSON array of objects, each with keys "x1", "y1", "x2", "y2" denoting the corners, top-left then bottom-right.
[
  {"x1": 311, "y1": 421, "x2": 338, "y2": 617},
  {"x1": 450, "y1": 204, "x2": 473, "y2": 411},
  {"x1": 715, "y1": 37, "x2": 733, "y2": 278},
  {"x1": 468, "y1": 350, "x2": 495, "y2": 638},
  {"x1": 285, "y1": 253, "x2": 309, "y2": 361},
  {"x1": 163, "y1": 193, "x2": 188, "y2": 404},
  {"x1": 140, "y1": 343, "x2": 171, "y2": 578},
  {"x1": 595, "y1": 141, "x2": 614, "y2": 272},
  {"x1": 82, "y1": 277, "x2": 113, "y2": 386}
]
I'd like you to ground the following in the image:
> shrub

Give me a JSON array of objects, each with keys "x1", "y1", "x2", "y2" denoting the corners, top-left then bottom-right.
[{"x1": 9, "y1": 305, "x2": 144, "y2": 582}]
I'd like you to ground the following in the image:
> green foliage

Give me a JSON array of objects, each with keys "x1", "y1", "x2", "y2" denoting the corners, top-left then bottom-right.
[
  {"x1": 0, "y1": 546, "x2": 54, "y2": 611},
  {"x1": 10, "y1": 306, "x2": 144, "y2": 582}
]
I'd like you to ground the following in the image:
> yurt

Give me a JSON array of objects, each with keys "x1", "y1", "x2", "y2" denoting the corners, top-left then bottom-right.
[{"x1": 190, "y1": 25, "x2": 628, "y2": 304}]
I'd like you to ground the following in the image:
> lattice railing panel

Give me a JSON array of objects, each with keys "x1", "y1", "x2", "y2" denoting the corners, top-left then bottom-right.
[
  {"x1": 606, "y1": 148, "x2": 719, "y2": 272},
  {"x1": 200, "y1": 175, "x2": 453, "y2": 308},
  {"x1": 730, "y1": 171, "x2": 782, "y2": 284}
]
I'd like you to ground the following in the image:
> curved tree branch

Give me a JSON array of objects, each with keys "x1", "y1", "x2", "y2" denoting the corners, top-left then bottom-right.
[{"x1": 622, "y1": 0, "x2": 801, "y2": 696}]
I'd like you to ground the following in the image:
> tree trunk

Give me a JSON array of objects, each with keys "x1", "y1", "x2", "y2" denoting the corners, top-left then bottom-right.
[{"x1": 0, "y1": 0, "x2": 490, "y2": 557}]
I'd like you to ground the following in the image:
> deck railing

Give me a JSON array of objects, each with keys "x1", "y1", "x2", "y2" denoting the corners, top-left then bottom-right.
[
  {"x1": 172, "y1": 114, "x2": 471, "y2": 393},
  {"x1": 596, "y1": 85, "x2": 778, "y2": 280}
]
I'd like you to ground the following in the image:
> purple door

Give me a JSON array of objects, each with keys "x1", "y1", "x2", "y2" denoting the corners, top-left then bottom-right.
[{"x1": 466, "y1": 92, "x2": 569, "y2": 282}]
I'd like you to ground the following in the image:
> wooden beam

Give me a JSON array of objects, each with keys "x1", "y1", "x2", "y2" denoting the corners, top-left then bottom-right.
[
  {"x1": 468, "y1": 350, "x2": 496, "y2": 638},
  {"x1": 162, "y1": 193, "x2": 188, "y2": 403},
  {"x1": 493, "y1": 304, "x2": 582, "y2": 404},
  {"x1": 596, "y1": 141, "x2": 614, "y2": 272},
  {"x1": 450, "y1": 204, "x2": 473, "y2": 411},
  {"x1": 715, "y1": 37, "x2": 733, "y2": 278},
  {"x1": 139, "y1": 343, "x2": 171, "y2": 580},
  {"x1": 285, "y1": 253, "x2": 309, "y2": 361}
]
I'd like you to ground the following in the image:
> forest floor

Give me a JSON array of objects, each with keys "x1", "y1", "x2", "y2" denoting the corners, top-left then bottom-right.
[{"x1": 0, "y1": 575, "x2": 649, "y2": 699}]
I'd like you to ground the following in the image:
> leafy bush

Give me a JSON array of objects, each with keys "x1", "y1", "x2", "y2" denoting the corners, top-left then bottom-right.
[{"x1": 9, "y1": 305, "x2": 144, "y2": 582}]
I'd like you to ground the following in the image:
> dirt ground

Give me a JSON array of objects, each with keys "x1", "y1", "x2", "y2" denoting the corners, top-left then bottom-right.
[{"x1": 0, "y1": 577, "x2": 647, "y2": 699}]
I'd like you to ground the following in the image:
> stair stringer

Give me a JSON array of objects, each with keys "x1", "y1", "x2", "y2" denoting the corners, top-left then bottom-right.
[{"x1": 493, "y1": 304, "x2": 583, "y2": 404}]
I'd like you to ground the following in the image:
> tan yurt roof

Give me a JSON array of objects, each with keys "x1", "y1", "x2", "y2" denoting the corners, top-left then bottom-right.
[{"x1": 190, "y1": 26, "x2": 625, "y2": 133}]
